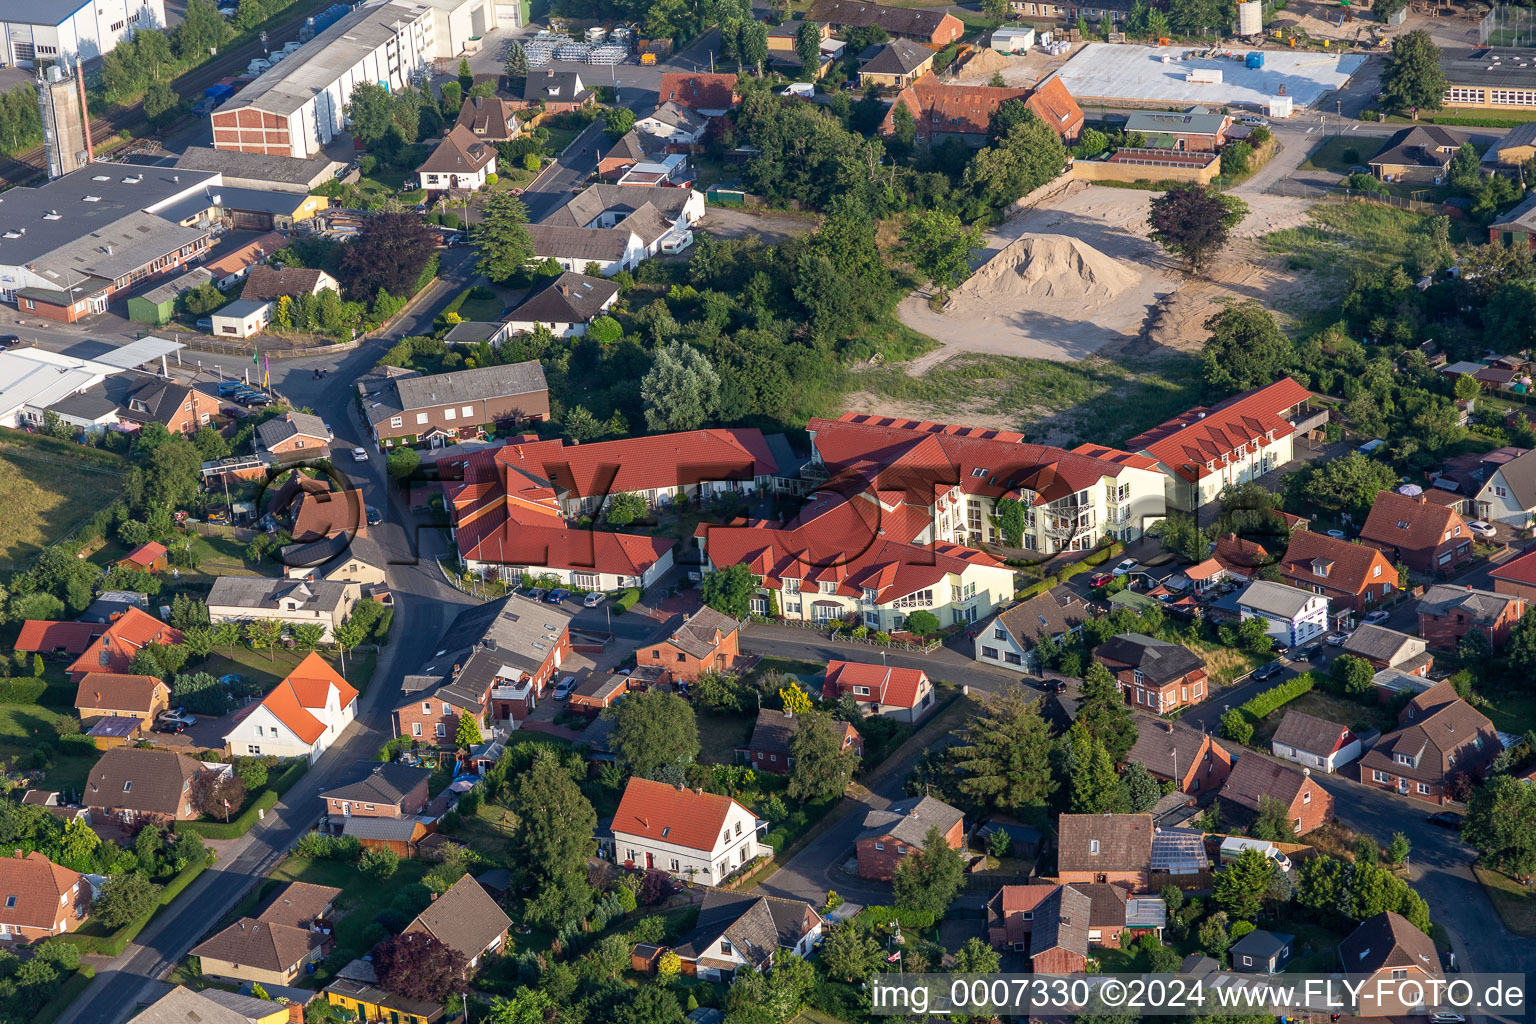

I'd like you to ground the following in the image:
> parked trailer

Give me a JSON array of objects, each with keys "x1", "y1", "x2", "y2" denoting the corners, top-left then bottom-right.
[{"x1": 1186, "y1": 68, "x2": 1223, "y2": 83}]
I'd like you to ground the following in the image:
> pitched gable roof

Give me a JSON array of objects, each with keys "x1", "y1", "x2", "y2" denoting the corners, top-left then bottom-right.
[
  {"x1": 1370, "y1": 125, "x2": 1466, "y2": 169},
  {"x1": 506, "y1": 272, "x2": 616, "y2": 325},
  {"x1": 0, "y1": 852, "x2": 83, "y2": 929},
  {"x1": 658, "y1": 72, "x2": 739, "y2": 111},
  {"x1": 86, "y1": 747, "x2": 201, "y2": 815},
  {"x1": 1056, "y1": 813, "x2": 1152, "y2": 873},
  {"x1": 256, "y1": 880, "x2": 341, "y2": 929},
  {"x1": 857, "y1": 795, "x2": 963, "y2": 846},
  {"x1": 1359, "y1": 490, "x2": 1468, "y2": 555},
  {"x1": 862, "y1": 39, "x2": 934, "y2": 75},
  {"x1": 664, "y1": 606, "x2": 740, "y2": 658},
  {"x1": 15, "y1": 620, "x2": 101, "y2": 655},
  {"x1": 406, "y1": 874, "x2": 512, "y2": 961},
  {"x1": 1343, "y1": 624, "x2": 1422, "y2": 664},
  {"x1": 419, "y1": 124, "x2": 498, "y2": 175},
  {"x1": 320, "y1": 761, "x2": 432, "y2": 806},
  {"x1": 1124, "y1": 722, "x2": 1223, "y2": 781},
  {"x1": 1094, "y1": 634, "x2": 1205, "y2": 685},
  {"x1": 1219, "y1": 755, "x2": 1315, "y2": 813},
  {"x1": 1417, "y1": 583, "x2": 1519, "y2": 624},
  {"x1": 1031, "y1": 883, "x2": 1092, "y2": 958},
  {"x1": 1026, "y1": 73, "x2": 1084, "y2": 138},
  {"x1": 247, "y1": 651, "x2": 358, "y2": 745},
  {"x1": 882, "y1": 73, "x2": 1029, "y2": 136},
  {"x1": 75, "y1": 672, "x2": 167, "y2": 715},
  {"x1": 241, "y1": 264, "x2": 333, "y2": 301},
  {"x1": 455, "y1": 94, "x2": 520, "y2": 139},
  {"x1": 747, "y1": 708, "x2": 859, "y2": 758},
  {"x1": 823, "y1": 660, "x2": 929, "y2": 708},
  {"x1": 120, "y1": 541, "x2": 168, "y2": 568},
  {"x1": 992, "y1": 591, "x2": 1087, "y2": 651},
  {"x1": 1272, "y1": 711, "x2": 1352, "y2": 755},
  {"x1": 1280, "y1": 531, "x2": 1393, "y2": 595},
  {"x1": 1339, "y1": 911, "x2": 1442, "y2": 975},
  {"x1": 190, "y1": 916, "x2": 320, "y2": 973},
  {"x1": 66, "y1": 607, "x2": 182, "y2": 676},
  {"x1": 1360, "y1": 687, "x2": 1500, "y2": 783},
  {"x1": 612, "y1": 776, "x2": 748, "y2": 853},
  {"x1": 1128, "y1": 378, "x2": 1312, "y2": 483},
  {"x1": 292, "y1": 487, "x2": 367, "y2": 542},
  {"x1": 806, "y1": 0, "x2": 960, "y2": 40},
  {"x1": 672, "y1": 888, "x2": 821, "y2": 967}
]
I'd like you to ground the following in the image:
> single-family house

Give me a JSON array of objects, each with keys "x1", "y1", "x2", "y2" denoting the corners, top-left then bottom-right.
[
  {"x1": 1270, "y1": 710, "x2": 1363, "y2": 774},
  {"x1": 610, "y1": 776, "x2": 763, "y2": 883},
  {"x1": 204, "y1": 232, "x2": 286, "y2": 290},
  {"x1": 85, "y1": 747, "x2": 204, "y2": 824},
  {"x1": 1054, "y1": 813, "x2": 1152, "y2": 891},
  {"x1": 1123, "y1": 107, "x2": 1231, "y2": 151},
  {"x1": 1236, "y1": 580, "x2": 1329, "y2": 648},
  {"x1": 523, "y1": 70, "x2": 595, "y2": 112},
  {"x1": 1472, "y1": 446, "x2": 1536, "y2": 528},
  {"x1": 241, "y1": 265, "x2": 339, "y2": 302},
  {"x1": 822, "y1": 661, "x2": 936, "y2": 723},
  {"x1": 1489, "y1": 545, "x2": 1536, "y2": 603},
  {"x1": 1369, "y1": 126, "x2": 1466, "y2": 184},
  {"x1": 320, "y1": 761, "x2": 432, "y2": 824},
  {"x1": 119, "y1": 379, "x2": 224, "y2": 435},
  {"x1": 1358, "y1": 680, "x2": 1501, "y2": 803},
  {"x1": 1417, "y1": 583, "x2": 1525, "y2": 650},
  {"x1": 361, "y1": 361, "x2": 550, "y2": 448},
  {"x1": 0, "y1": 852, "x2": 90, "y2": 942},
  {"x1": 1359, "y1": 490, "x2": 1473, "y2": 576},
  {"x1": 1213, "y1": 532, "x2": 1272, "y2": 579},
  {"x1": 1068, "y1": 882, "x2": 1166, "y2": 948},
  {"x1": 207, "y1": 577, "x2": 358, "y2": 642},
  {"x1": 137, "y1": 986, "x2": 294, "y2": 1024},
  {"x1": 1338, "y1": 912, "x2": 1443, "y2": 1014},
  {"x1": 855, "y1": 795, "x2": 964, "y2": 880},
  {"x1": 191, "y1": 881, "x2": 339, "y2": 985},
  {"x1": 326, "y1": 960, "x2": 443, "y2": 1024},
  {"x1": 1123, "y1": 720, "x2": 1231, "y2": 795},
  {"x1": 290, "y1": 488, "x2": 367, "y2": 545},
  {"x1": 74, "y1": 672, "x2": 170, "y2": 733},
  {"x1": 1482, "y1": 121, "x2": 1536, "y2": 175},
  {"x1": 636, "y1": 607, "x2": 741, "y2": 684},
  {"x1": 501, "y1": 272, "x2": 618, "y2": 339},
  {"x1": 657, "y1": 73, "x2": 740, "y2": 117},
  {"x1": 984, "y1": 883, "x2": 1092, "y2": 973},
  {"x1": 256, "y1": 411, "x2": 331, "y2": 456},
  {"x1": 858, "y1": 39, "x2": 936, "y2": 89},
  {"x1": 455, "y1": 95, "x2": 520, "y2": 141},
  {"x1": 744, "y1": 708, "x2": 862, "y2": 774},
  {"x1": 661, "y1": 887, "x2": 823, "y2": 980},
  {"x1": 1219, "y1": 755, "x2": 1333, "y2": 835},
  {"x1": 635, "y1": 101, "x2": 709, "y2": 143},
  {"x1": 1092, "y1": 633, "x2": 1208, "y2": 713},
  {"x1": 1230, "y1": 929, "x2": 1294, "y2": 974},
  {"x1": 974, "y1": 590, "x2": 1087, "y2": 671},
  {"x1": 1278, "y1": 531, "x2": 1398, "y2": 615},
  {"x1": 15, "y1": 607, "x2": 183, "y2": 683},
  {"x1": 807, "y1": 0, "x2": 964, "y2": 45},
  {"x1": 223, "y1": 652, "x2": 359, "y2": 762},
  {"x1": 403, "y1": 874, "x2": 512, "y2": 971},
  {"x1": 1343, "y1": 624, "x2": 1433, "y2": 676},
  {"x1": 417, "y1": 125, "x2": 497, "y2": 191}
]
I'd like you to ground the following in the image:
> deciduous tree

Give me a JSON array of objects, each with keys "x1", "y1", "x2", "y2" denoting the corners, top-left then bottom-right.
[
  {"x1": 700, "y1": 563, "x2": 756, "y2": 619},
  {"x1": 1148, "y1": 182, "x2": 1248, "y2": 272},
  {"x1": 900, "y1": 209, "x2": 983, "y2": 299},
  {"x1": 375, "y1": 932, "x2": 465, "y2": 1002},
  {"x1": 788, "y1": 711, "x2": 859, "y2": 802},
  {"x1": 509, "y1": 748, "x2": 597, "y2": 882},
  {"x1": 892, "y1": 824, "x2": 965, "y2": 916},
  {"x1": 1381, "y1": 30, "x2": 1447, "y2": 113},
  {"x1": 611, "y1": 690, "x2": 699, "y2": 781},
  {"x1": 1201, "y1": 301, "x2": 1291, "y2": 392},
  {"x1": 340, "y1": 214, "x2": 436, "y2": 299}
]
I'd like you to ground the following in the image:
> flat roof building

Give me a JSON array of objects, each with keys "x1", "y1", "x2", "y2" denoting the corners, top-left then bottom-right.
[
  {"x1": 1, "y1": 0, "x2": 166, "y2": 67},
  {"x1": 1442, "y1": 47, "x2": 1536, "y2": 111}
]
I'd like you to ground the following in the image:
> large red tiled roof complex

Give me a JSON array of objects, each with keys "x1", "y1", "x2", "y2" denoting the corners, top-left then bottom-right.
[{"x1": 1128, "y1": 377, "x2": 1312, "y2": 483}]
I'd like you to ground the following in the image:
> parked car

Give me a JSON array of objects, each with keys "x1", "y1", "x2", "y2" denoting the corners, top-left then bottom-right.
[
  {"x1": 553, "y1": 676, "x2": 577, "y2": 700},
  {"x1": 1429, "y1": 1014, "x2": 1466, "y2": 1023},
  {"x1": 513, "y1": 586, "x2": 537, "y2": 600},
  {"x1": 206, "y1": 509, "x2": 231, "y2": 525},
  {"x1": 217, "y1": 381, "x2": 243, "y2": 395},
  {"x1": 583, "y1": 592, "x2": 607, "y2": 607},
  {"x1": 1426, "y1": 811, "x2": 1464, "y2": 830},
  {"x1": 0, "y1": 335, "x2": 20, "y2": 348},
  {"x1": 1089, "y1": 572, "x2": 1113, "y2": 588},
  {"x1": 545, "y1": 588, "x2": 570, "y2": 604},
  {"x1": 351, "y1": 447, "x2": 369, "y2": 462},
  {"x1": 1041, "y1": 678, "x2": 1067, "y2": 694},
  {"x1": 196, "y1": 317, "x2": 213, "y2": 330},
  {"x1": 152, "y1": 717, "x2": 186, "y2": 734},
  {"x1": 161, "y1": 708, "x2": 197, "y2": 727},
  {"x1": 1240, "y1": 115, "x2": 1269, "y2": 126},
  {"x1": 1325, "y1": 632, "x2": 1350, "y2": 646},
  {"x1": 1468, "y1": 520, "x2": 1497, "y2": 539},
  {"x1": 1252, "y1": 660, "x2": 1285, "y2": 681},
  {"x1": 1111, "y1": 558, "x2": 1140, "y2": 577},
  {"x1": 1363, "y1": 610, "x2": 1391, "y2": 626},
  {"x1": 527, "y1": 588, "x2": 548, "y2": 602},
  {"x1": 1294, "y1": 640, "x2": 1324, "y2": 662},
  {"x1": 365, "y1": 506, "x2": 382, "y2": 526}
]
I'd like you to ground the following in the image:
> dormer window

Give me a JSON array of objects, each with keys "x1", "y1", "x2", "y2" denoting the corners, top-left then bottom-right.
[{"x1": 1090, "y1": 839, "x2": 1100, "y2": 855}]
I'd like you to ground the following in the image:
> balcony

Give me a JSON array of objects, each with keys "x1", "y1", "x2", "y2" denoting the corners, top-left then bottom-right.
[
  {"x1": 800, "y1": 460, "x2": 831, "y2": 483},
  {"x1": 492, "y1": 681, "x2": 532, "y2": 700}
]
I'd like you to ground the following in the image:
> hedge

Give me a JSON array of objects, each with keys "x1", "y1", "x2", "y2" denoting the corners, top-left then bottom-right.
[
  {"x1": 613, "y1": 588, "x2": 642, "y2": 613},
  {"x1": 58, "y1": 734, "x2": 99, "y2": 756},
  {"x1": 173, "y1": 758, "x2": 307, "y2": 839},
  {"x1": 1240, "y1": 671, "x2": 1316, "y2": 720},
  {"x1": 856, "y1": 905, "x2": 936, "y2": 929},
  {"x1": 0, "y1": 678, "x2": 47, "y2": 703},
  {"x1": 36, "y1": 965, "x2": 94, "y2": 1024},
  {"x1": 270, "y1": 757, "x2": 310, "y2": 796},
  {"x1": 58, "y1": 859, "x2": 211, "y2": 956}
]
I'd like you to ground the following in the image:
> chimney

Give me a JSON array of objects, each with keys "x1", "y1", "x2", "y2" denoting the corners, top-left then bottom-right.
[
  {"x1": 94, "y1": 692, "x2": 101, "y2": 704},
  {"x1": 430, "y1": 892, "x2": 439, "y2": 901},
  {"x1": 13, "y1": 849, "x2": 21, "y2": 859}
]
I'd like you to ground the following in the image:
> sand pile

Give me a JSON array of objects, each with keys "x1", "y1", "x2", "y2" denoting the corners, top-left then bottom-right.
[
  {"x1": 958, "y1": 46, "x2": 1013, "y2": 79},
  {"x1": 955, "y1": 233, "x2": 1141, "y2": 302}
]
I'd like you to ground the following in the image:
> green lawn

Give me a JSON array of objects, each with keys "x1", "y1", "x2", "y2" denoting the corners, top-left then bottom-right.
[
  {"x1": 698, "y1": 711, "x2": 755, "y2": 766},
  {"x1": 1474, "y1": 865, "x2": 1536, "y2": 937},
  {"x1": 1251, "y1": 688, "x2": 1397, "y2": 748},
  {"x1": 1301, "y1": 136, "x2": 1369, "y2": 175},
  {"x1": 459, "y1": 294, "x2": 506, "y2": 321},
  {"x1": 0, "y1": 441, "x2": 127, "y2": 571},
  {"x1": 541, "y1": 125, "x2": 584, "y2": 156},
  {"x1": 198, "y1": 646, "x2": 377, "y2": 694},
  {"x1": 1478, "y1": 689, "x2": 1536, "y2": 735},
  {"x1": 267, "y1": 855, "x2": 432, "y2": 983}
]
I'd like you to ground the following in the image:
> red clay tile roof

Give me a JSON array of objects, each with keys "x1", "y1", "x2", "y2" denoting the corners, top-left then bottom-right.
[
  {"x1": 67, "y1": 608, "x2": 183, "y2": 677},
  {"x1": 882, "y1": 73, "x2": 1028, "y2": 136},
  {"x1": 1026, "y1": 74, "x2": 1084, "y2": 139},
  {"x1": 292, "y1": 488, "x2": 368, "y2": 543},
  {"x1": 253, "y1": 653, "x2": 359, "y2": 745},
  {"x1": 613, "y1": 776, "x2": 749, "y2": 853},
  {"x1": 15, "y1": 620, "x2": 102, "y2": 655},
  {"x1": 1213, "y1": 533, "x2": 1270, "y2": 576},
  {"x1": 658, "y1": 73, "x2": 739, "y2": 111},
  {"x1": 0, "y1": 852, "x2": 84, "y2": 930},
  {"x1": 1128, "y1": 377, "x2": 1312, "y2": 483},
  {"x1": 1359, "y1": 490, "x2": 1470, "y2": 557},
  {"x1": 120, "y1": 542, "x2": 168, "y2": 568},
  {"x1": 823, "y1": 660, "x2": 929, "y2": 708},
  {"x1": 75, "y1": 672, "x2": 167, "y2": 715},
  {"x1": 1279, "y1": 531, "x2": 1394, "y2": 596},
  {"x1": 1489, "y1": 545, "x2": 1536, "y2": 586}
]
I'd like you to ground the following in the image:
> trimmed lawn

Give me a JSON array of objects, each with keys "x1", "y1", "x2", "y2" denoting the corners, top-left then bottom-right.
[
  {"x1": 540, "y1": 125, "x2": 584, "y2": 156},
  {"x1": 198, "y1": 646, "x2": 377, "y2": 694},
  {"x1": 1252, "y1": 688, "x2": 1397, "y2": 748},
  {"x1": 1474, "y1": 865, "x2": 1536, "y2": 937},
  {"x1": 0, "y1": 442, "x2": 126, "y2": 570},
  {"x1": 698, "y1": 711, "x2": 755, "y2": 765},
  {"x1": 459, "y1": 294, "x2": 507, "y2": 321},
  {"x1": 1478, "y1": 690, "x2": 1536, "y2": 735},
  {"x1": 1300, "y1": 135, "x2": 1368, "y2": 175},
  {"x1": 267, "y1": 855, "x2": 432, "y2": 984}
]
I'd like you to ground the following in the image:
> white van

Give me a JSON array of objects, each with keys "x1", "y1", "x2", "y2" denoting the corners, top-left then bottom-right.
[{"x1": 1219, "y1": 836, "x2": 1292, "y2": 872}]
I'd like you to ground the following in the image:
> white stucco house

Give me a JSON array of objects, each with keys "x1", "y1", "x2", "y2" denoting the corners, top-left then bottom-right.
[
  {"x1": 608, "y1": 777, "x2": 764, "y2": 883},
  {"x1": 221, "y1": 652, "x2": 358, "y2": 763},
  {"x1": 1237, "y1": 580, "x2": 1329, "y2": 648}
]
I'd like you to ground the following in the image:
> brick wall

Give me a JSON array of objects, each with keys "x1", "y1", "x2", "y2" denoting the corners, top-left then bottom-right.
[
  {"x1": 636, "y1": 628, "x2": 740, "y2": 684},
  {"x1": 856, "y1": 819, "x2": 963, "y2": 880},
  {"x1": 1030, "y1": 947, "x2": 1087, "y2": 974},
  {"x1": 1286, "y1": 779, "x2": 1333, "y2": 834},
  {"x1": 1419, "y1": 600, "x2": 1524, "y2": 651}
]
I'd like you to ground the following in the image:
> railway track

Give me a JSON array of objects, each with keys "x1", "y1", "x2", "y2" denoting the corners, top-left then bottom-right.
[{"x1": 0, "y1": 0, "x2": 335, "y2": 186}]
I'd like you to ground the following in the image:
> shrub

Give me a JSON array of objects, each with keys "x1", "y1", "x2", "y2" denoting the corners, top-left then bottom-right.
[
  {"x1": 1221, "y1": 707, "x2": 1254, "y2": 745},
  {"x1": 360, "y1": 846, "x2": 400, "y2": 880},
  {"x1": 0, "y1": 678, "x2": 47, "y2": 704},
  {"x1": 614, "y1": 588, "x2": 641, "y2": 613},
  {"x1": 1240, "y1": 672, "x2": 1315, "y2": 719}
]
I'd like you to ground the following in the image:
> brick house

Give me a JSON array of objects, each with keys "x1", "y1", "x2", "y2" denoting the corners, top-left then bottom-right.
[
  {"x1": 84, "y1": 747, "x2": 205, "y2": 824},
  {"x1": 1270, "y1": 711, "x2": 1363, "y2": 774},
  {"x1": 15, "y1": 607, "x2": 184, "y2": 683},
  {"x1": 1069, "y1": 882, "x2": 1165, "y2": 948},
  {"x1": 1357, "y1": 680, "x2": 1501, "y2": 804},
  {"x1": 1417, "y1": 584, "x2": 1525, "y2": 651},
  {"x1": 1341, "y1": 624, "x2": 1433, "y2": 676},
  {"x1": 257, "y1": 411, "x2": 331, "y2": 456},
  {"x1": 635, "y1": 607, "x2": 740, "y2": 684},
  {"x1": 744, "y1": 708, "x2": 861, "y2": 774},
  {"x1": 821, "y1": 661, "x2": 936, "y2": 723},
  {"x1": 807, "y1": 0, "x2": 964, "y2": 45},
  {"x1": 1278, "y1": 531, "x2": 1398, "y2": 615},
  {"x1": 610, "y1": 777, "x2": 762, "y2": 883},
  {"x1": 1123, "y1": 720, "x2": 1231, "y2": 796},
  {"x1": 0, "y1": 852, "x2": 90, "y2": 942},
  {"x1": 403, "y1": 874, "x2": 511, "y2": 972},
  {"x1": 1338, "y1": 913, "x2": 1443, "y2": 1014},
  {"x1": 320, "y1": 762, "x2": 432, "y2": 826},
  {"x1": 74, "y1": 672, "x2": 170, "y2": 734},
  {"x1": 1219, "y1": 755, "x2": 1333, "y2": 835},
  {"x1": 1488, "y1": 545, "x2": 1536, "y2": 602},
  {"x1": 657, "y1": 72, "x2": 741, "y2": 116},
  {"x1": 396, "y1": 598, "x2": 575, "y2": 742},
  {"x1": 855, "y1": 795, "x2": 964, "y2": 881},
  {"x1": 983, "y1": 883, "x2": 1091, "y2": 973},
  {"x1": 523, "y1": 70, "x2": 596, "y2": 114},
  {"x1": 291, "y1": 488, "x2": 368, "y2": 543},
  {"x1": 119, "y1": 380, "x2": 223, "y2": 435},
  {"x1": 1054, "y1": 814, "x2": 1152, "y2": 891},
  {"x1": 1358, "y1": 490, "x2": 1473, "y2": 576},
  {"x1": 1093, "y1": 634, "x2": 1208, "y2": 714},
  {"x1": 363, "y1": 362, "x2": 550, "y2": 449}
]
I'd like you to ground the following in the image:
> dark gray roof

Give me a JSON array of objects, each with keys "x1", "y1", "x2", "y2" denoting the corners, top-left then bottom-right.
[
  {"x1": 861, "y1": 39, "x2": 934, "y2": 75},
  {"x1": 858, "y1": 795, "x2": 963, "y2": 847},
  {"x1": 523, "y1": 70, "x2": 593, "y2": 105},
  {"x1": 49, "y1": 383, "x2": 121, "y2": 421},
  {"x1": 342, "y1": 816, "x2": 424, "y2": 840},
  {"x1": 1369, "y1": 125, "x2": 1466, "y2": 169},
  {"x1": 364, "y1": 361, "x2": 548, "y2": 428},
  {"x1": 137, "y1": 267, "x2": 215, "y2": 305},
  {"x1": 1271, "y1": 710, "x2": 1349, "y2": 755},
  {"x1": 444, "y1": 321, "x2": 506, "y2": 343},
  {"x1": 34, "y1": 210, "x2": 207, "y2": 282},
  {"x1": 528, "y1": 223, "x2": 631, "y2": 261},
  {"x1": 671, "y1": 888, "x2": 819, "y2": 967},
  {"x1": 1492, "y1": 191, "x2": 1536, "y2": 233},
  {"x1": 173, "y1": 147, "x2": 341, "y2": 191},
  {"x1": 207, "y1": 576, "x2": 350, "y2": 613},
  {"x1": 257, "y1": 411, "x2": 329, "y2": 449},
  {"x1": 320, "y1": 761, "x2": 432, "y2": 806},
  {"x1": 506, "y1": 272, "x2": 617, "y2": 325},
  {"x1": 1094, "y1": 633, "x2": 1204, "y2": 685},
  {"x1": 1124, "y1": 108, "x2": 1229, "y2": 136},
  {"x1": 543, "y1": 184, "x2": 694, "y2": 229},
  {"x1": 158, "y1": 186, "x2": 316, "y2": 224},
  {"x1": 1230, "y1": 928, "x2": 1294, "y2": 962},
  {"x1": 1342, "y1": 624, "x2": 1421, "y2": 663},
  {"x1": 1419, "y1": 584, "x2": 1517, "y2": 623},
  {"x1": 1066, "y1": 882, "x2": 1129, "y2": 927},
  {"x1": 279, "y1": 532, "x2": 385, "y2": 577},
  {"x1": 1442, "y1": 46, "x2": 1536, "y2": 92},
  {"x1": 401, "y1": 597, "x2": 576, "y2": 713},
  {"x1": 1031, "y1": 884, "x2": 1091, "y2": 959},
  {"x1": 642, "y1": 101, "x2": 708, "y2": 134}
]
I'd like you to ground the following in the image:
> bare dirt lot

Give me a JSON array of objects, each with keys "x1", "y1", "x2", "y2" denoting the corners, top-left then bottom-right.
[{"x1": 897, "y1": 180, "x2": 1315, "y2": 374}]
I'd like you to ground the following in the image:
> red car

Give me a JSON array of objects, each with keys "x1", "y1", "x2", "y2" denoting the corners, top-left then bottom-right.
[{"x1": 1089, "y1": 573, "x2": 1113, "y2": 588}]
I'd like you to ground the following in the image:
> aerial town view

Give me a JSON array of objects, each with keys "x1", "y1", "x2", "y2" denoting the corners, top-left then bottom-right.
[{"x1": 0, "y1": 0, "x2": 1531, "y2": 1019}]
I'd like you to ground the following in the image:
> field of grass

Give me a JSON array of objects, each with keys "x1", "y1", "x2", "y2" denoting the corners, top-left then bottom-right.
[
  {"x1": 459, "y1": 293, "x2": 507, "y2": 321},
  {"x1": 1251, "y1": 688, "x2": 1397, "y2": 747},
  {"x1": 1474, "y1": 865, "x2": 1536, "y2": 937},
  {"x1": 198, "y1": 646, "x2": 377, "y2": 694},
  {"x1": 1301, "y1": 136, "x2": 1368, "y2": 175},
  {"x1": 266, "y1": 855, "x2": 432, "y2": 982},
  {"x1": 1189, "y1": 641, "x2": 1267, "y2": 690},
  {"x1": 1477, "y1": 689, "x2": 1536, "y2": 735},
  {"x1": 0, "y1": 443, "x2": 126, "y2": 570},
  {"x1": 698, "y1": 711, "x2": 755, "y2": 766}
]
